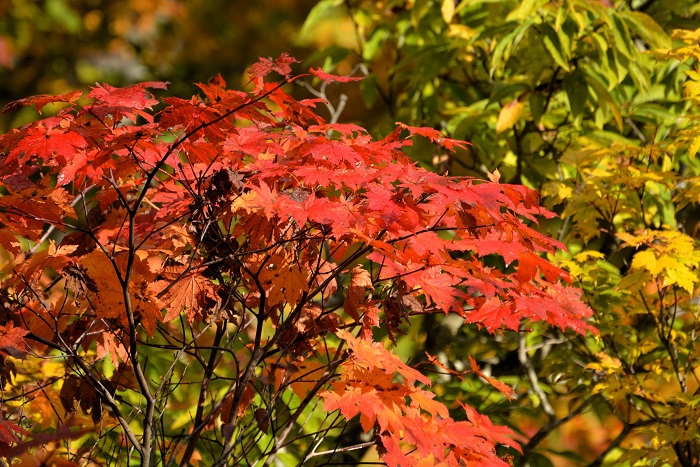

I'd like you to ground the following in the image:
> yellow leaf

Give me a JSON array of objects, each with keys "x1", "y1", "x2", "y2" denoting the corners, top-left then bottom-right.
[
  {"x1": 665, "y1": 267, "x2": 697, "y2": 293},
  {"x1": 689, "y1": 136, "x2": 700, "y2": 159},
  {"x1": 441, "y1": 0, "x2": 455, "y2": 23},
  {"x1": 541, "y1": 180, "x2": 573, "y2": 204},
  {"x1": 573, "y1": 250, "x2": 605, "y2": 262},
  {"x1": 586, "y1": 352, "x2": 622, "y2": 375},
  {"x1": 496, "y1": 99, "x2": 523, "y2": 134},
  {"x1": 655, "y1": 255, "x2": 681, "y2": 272},
  {"x1": 631, "y1": 249, "x2": 659, "y2": 274},
  {"x1": 448, "y1": 24, "x2": 476, "y2": 40}
]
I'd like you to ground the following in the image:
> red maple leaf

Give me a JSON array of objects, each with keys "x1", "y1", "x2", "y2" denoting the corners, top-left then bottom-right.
[
  {"x1": 2, "y1": 89, "x2": 82, "y2": 114},
  {"x1": 468, "y1": 356, "x2": 515, "y2": 400},
  {"x1": 7, "y1": 121, "x2": 88, "y2": 167},
  {"x1": 248, "y1": 52, "x2": 298, "y2": 81},
  {"x1": 88, "y1": 81, "x2": 168, "y2": 123},
  {"x1": 395, "y1": 123, "x2": 468, "y2": 151},
  {"x1": 0, "y1": 323, "x2": 28, "y2": 358},
  {"x1": 309, "y1": 67, "x2": 364, "y2": 83}
]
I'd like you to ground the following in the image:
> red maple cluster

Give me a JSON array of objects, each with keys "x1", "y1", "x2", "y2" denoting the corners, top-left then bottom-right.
[{"x1": 0, "y1": 54, "x2": 594, "y2": 465}]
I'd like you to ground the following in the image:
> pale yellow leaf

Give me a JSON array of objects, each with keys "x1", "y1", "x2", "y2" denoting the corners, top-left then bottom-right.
[
  {"x1": 496, "y1": 99, "x2": 523, "y2": 134},
  {"x1": 441, "y1": 0, "x2": 455, "y2": 23},
  {"x1": 448, "y1": 24, "x2": 476, "y2": 40}
]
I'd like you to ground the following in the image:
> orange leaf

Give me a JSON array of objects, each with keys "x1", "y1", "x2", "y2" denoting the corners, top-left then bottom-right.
[
  {"x1": 343, "y1": 267, "x2": 373, "y2": 321},
  {"x1": 153, "y1": 271, "x2": 217, "y2": 323},
  {"x1": 469, "y1": 356, "x2": 516, "y2": 400}
]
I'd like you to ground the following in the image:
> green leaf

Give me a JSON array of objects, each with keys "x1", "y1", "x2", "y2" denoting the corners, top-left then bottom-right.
[
  {"x1": 585, "y1": 69, "x2": 623, "y2": 131},
  {"x1": 490, "y1": 21, "x2": 532, "y2": 75},
  {"x1": 46, "y1": 0, "x2": 82, "y2": 34},
  {"x1": 530, "y1": 92, "x2": 546, "y2": 125},
  {"x1": 297, "y1": 0, "x2": 344, "y2": 44},
  {"x1": 363, "y1": 27, "x2": 389, "y2": 61},
  {"x1": 528, "y1": 451, "x2": 556, "y2": 467},
  {"x1": 540, "y1": 23, "x2": 570, "y2": 71},
  {"x1": 619, "y1": 11, "x2": 671, "y2": 50},
  {"x1": 628, "y1": 61, "x2": 650, "y2": 94},
  {"x1": 490, "y1": 82, "x2": 531, "y2": 103},
  {"x1": 506, "y1": 0, "x2": 546, "y2": 21},
  {"x1": 631, "y1": 103, "x2": 678, "y2": 126},
  {"x1": 564, "y1": 69, "x2": 589, "y2": 120},
  {"x1": 611, "y1": 14, "x2": 635, "y2": 60},
  {"x1": 617, "y1": 270, "x2": 650, "y2": 292},
  {"x1": 359, "y1": 74, "x2": 378, "y2": 108}
]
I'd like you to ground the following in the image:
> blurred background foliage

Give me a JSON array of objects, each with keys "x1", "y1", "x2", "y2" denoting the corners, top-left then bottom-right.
[
  {"x1": 0, "y1": 0, "x2": 317, "y2": 130},
  {"x1": 4, "y1": 0, "x2": 700, "y2": 465}
]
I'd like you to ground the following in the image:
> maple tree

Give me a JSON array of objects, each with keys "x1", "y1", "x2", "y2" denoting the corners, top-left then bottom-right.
[
  {"x1": 298, "y1": 1, "x2": 700, "y2": 465},
  {"x1": 0, "y1": 53, "x2": 596, "y2": 466}
]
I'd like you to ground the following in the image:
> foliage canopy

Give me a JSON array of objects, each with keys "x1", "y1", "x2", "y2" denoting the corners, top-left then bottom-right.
[{"x1": 0, "y1": 54, "x2": 594, "y2": 465}]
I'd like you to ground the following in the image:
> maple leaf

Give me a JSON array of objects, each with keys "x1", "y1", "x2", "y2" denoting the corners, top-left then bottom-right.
[
  {"x1": 267, "y1": 355, "x2": 331, "y2": 400},
  {"x1": 326, "y1": 330, "x2": 519, "y2": 466},
  {"x1": 267, "y1": 85, "x2": 325, "y2": 125},
  {"x1": 223, "y1": 126, "x2": 285, "y2": 159},
  {"x1": 78, "y1": 249, "x2": 165, "y2": 333},
  {"x1": 89, "y1": 81, "x2": 168, "y2": 109},
  {"x1": 59, "y1": 374, "x2": 109, "y2": 424},
  {"x1": 343, "y1": 267, "x2": 373, "y2": 322},
  {"x1": 0, "y1": 323, "x2": 28, "y2": 358},
  {"x1": 0, "y1": 186, "x2": 73, "y2": 240},
  {"x1": 88, "y1": 81, "x2": 168, "y2": 123},
  {"x1": 360, "y1": 304, "x2": 381, "y2": 339},
  {"x1": 308, "y1": 123, "x2": 369, "y2": 137},
  {"x1": 248, "y1": 53, "x2": 298, "y2": 81},
  {"x1": 516, "y1": 251, "x2": 570, "y2": 284},
  {"x1": 247, "y1": 251, "x2": 310, "y2": 309},
  {"x1": 95, "y1": 332, "x2": 129, "y2": 365},
  {"x1": 0, "y1": 228, "x2": 21, "y2": 255},
  {"x1": 461, "y1": 402, "x2": 521, "y2": 452},
  {"x1": 249, "y1": 181, "x2": 279, "y2": 220},
  {"x1": 195, "y1": 73, "x2": 248, "y2": 107},
  {"x1": 513, "y1": 284, "x2": 596, "y2": 335},
  {"x1": 468, "y1": 356, "x2": 515, "y2": 400},
  {"x1": 8, "y1": 122, "x2": 88, "y2": 167},
  {"x1": 464, "y1": 297, "x2": 520, "y2": 332},
  {"x1": 0, "y1": 418, "x2": 26, "y2": 446},
  {"x1": 336, "y1": 330, "x2": 430, "y2": 386},
  {"x1": 308, "y1": 67, "x2": 364, "y2": 83},
  {"x1": 2, "y1": 89, "x2": 82, "y2": 115},
  {"x1": 301, "y1": 137, "x2": 365, "y2": 165},
  {"x1": 395, "y1": 123, "x2": 468, "y2": 151},
  {"x1": 411, "y1": 266, "x2": 469, "y2": 313},
  {"x1": 153, "y1": 269, "x2": 218, "y2": 324},
  {"x1": 247, "y1": 53, "x2": 298, "y2": 93}
]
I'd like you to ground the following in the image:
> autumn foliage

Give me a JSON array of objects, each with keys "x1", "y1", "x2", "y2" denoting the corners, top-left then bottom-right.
[{"x1": 0, "y1": 54, "x2": 594, "y2": 466}]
